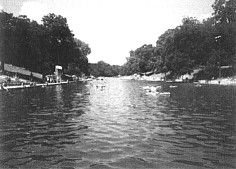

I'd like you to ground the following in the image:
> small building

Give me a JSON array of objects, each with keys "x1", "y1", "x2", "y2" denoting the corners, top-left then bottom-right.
[
  {"x1": 55, "y1": 65, "x2": 63, "y2": 83},
  {"x1": 45, "y1": 75, "x2": 57, "y2": 83}
]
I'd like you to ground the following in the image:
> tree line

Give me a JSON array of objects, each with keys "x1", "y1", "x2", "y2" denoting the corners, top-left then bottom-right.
[
  {"x1": 0, "y1": 12, "x2": 91, "y2": 76},
  {"x1": 89, "y1": 61, "x2": 122, "y2": 77},
  {"x1": 120, "y1": 0, "x2": 236, "y2": 80},
  {"x1": 1, "y1": 0, "x2": 235, "y2": 79}
]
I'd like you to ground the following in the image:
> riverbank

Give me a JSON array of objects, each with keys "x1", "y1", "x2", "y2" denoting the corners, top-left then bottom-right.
[
  {"x1": 198, "y1": 77, "x2": 236, "y2": 85},
  {"x1": 0, "y1": 74, "x2": 30, "y2": 84},
  {"x1": 119, "y1": 73, "x2": 236, "y2": 86},
  {"x1": 120, "y1": 73, "x2": 165, "y2": 81},
  {"x1": 0, "y1": 74, "x2": 76, "y2": 91}
]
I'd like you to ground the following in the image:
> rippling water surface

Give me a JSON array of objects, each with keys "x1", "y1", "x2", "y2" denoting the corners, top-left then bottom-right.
[{"x1": 0, "y1": 79, "x2": 236, "y2": 169}]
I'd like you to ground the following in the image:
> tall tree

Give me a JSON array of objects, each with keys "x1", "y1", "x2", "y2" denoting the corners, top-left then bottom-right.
[
  {"x1": 0, "y1": 11, "x2": 91, "y2": 77},
  {"x1": 0, "y1": 12, "x2": 16, "y2": 71},
  {"x1": 42, "y1": 13, "x2": 75, "y2": 71},
  {"x1": 212, "y1": 0, "x2": 236, "y2": 69},
  {"x1": 212, "y1": 0, "x2": 236, "y2": 24}
]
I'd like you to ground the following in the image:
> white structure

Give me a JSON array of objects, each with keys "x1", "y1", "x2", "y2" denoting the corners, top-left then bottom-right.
[{"x1": 55, "y1": 65, "x2": 63, "y2": 83}]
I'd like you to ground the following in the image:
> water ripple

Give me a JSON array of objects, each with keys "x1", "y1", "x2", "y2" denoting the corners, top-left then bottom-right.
[{"x1": 0, "y1": 79, "x2": 235, "y2": 169}]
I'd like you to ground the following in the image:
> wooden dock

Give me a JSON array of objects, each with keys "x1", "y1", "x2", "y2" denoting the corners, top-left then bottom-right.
[{"x1": 0, "y1": 81, "x2": 73, "y2": 91}]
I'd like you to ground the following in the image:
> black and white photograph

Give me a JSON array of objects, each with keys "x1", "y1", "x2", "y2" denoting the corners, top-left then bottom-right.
[{"x1": 0, "y1": 0, "x2": 236, "y2": 168}]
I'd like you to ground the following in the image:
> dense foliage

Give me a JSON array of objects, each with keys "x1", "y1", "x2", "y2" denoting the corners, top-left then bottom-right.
[
  {"x1": 122, "y1": 0, "x2": 236, "y2": 79},
  {"x1": 89, "y1": 61, "x2": 121, "y2": 77},
  {"x1": 0, "y1": 12, "x2": 91, "y2": 76},
  {"x1": 1, "y1": 0, "x2": 235, "y2": 79}
]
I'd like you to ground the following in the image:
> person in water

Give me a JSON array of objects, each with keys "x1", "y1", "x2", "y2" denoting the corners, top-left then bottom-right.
[
  {"x1": 1, "y1": 83, "x2": 8, "y2": 91},
  {"x1": 147, "y1": 86, "x2": 161, "y2": 93}
]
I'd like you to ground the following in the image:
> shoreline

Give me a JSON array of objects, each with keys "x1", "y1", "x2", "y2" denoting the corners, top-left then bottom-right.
[
  {"x1": 119, "y1": 74, "x2": 236, "y2": 86},
  {"x1": 198, "y1": 78, "x2": 236, "y2": 86},
  {"x1": 0, "y1": 75, "x2": 77, "y2": 91}
]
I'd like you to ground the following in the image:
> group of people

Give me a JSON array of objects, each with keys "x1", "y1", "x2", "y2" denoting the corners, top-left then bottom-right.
[
  {"x1": 86, "y1": 78, "x2": 106, "y2": 91},
  {"x1": 142, "y1": 85, "x2": 171, "y2": 96},
  {"x1": 142, "y1": 85, "x2": 161, "y2": 93},
  {"x1": 0, "y1": 82, "x2": 7, "y2": 90},
  {"x1": 0, "y1": 76, "x2": 11, "y2": 91}
]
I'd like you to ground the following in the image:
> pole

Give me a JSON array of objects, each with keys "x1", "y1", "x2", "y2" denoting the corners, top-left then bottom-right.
[
  {"x1": 219, "y1": 37, "x2": 221, "y2": 79},
  {"x1": 215, "y1": 36, "x2": 221, "y2": 79}
]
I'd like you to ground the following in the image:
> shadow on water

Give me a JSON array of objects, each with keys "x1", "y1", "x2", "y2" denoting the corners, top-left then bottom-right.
[
  {"x1": 0, "y1": 79, "x2": 236, "y2": 169},
  {"x1": 0, "y1": 84, "x2": 90, "y2": 168}
]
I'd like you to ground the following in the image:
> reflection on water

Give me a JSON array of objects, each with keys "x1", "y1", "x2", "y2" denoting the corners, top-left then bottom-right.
[{"x1": 0, "y1": 79, "x2": 236, "y2": 169}]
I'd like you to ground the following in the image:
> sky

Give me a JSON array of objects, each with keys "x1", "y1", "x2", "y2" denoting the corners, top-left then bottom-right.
[{"x1": 0, "y1": 0, "x2": 215, "y2": 65}]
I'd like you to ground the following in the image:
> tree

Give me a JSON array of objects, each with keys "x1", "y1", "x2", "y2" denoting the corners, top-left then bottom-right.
[
  {"x1": 42, "y1": 13, "x2": 75, "y2": 71},
  {"x1": 89, "y1": 61, "x2": 121, "y2": 77},
  {"x1": 212, "y1": 0, "x2": 236, "y2": 24},
  {"x1": 0, "y1": 11, "x2": 16, "y2": 71},
  {"x1": 0, "y1": 11, "x2": 91, "y2": 77},
  {"x1": 120, "y1": 0, "x2": 236, "y2": 79},
  {"x1": 212, "y1": 0, "x2": 236, "y2": 71},
  {"x1": 65, "y1": 38, "x2": 91, "y2": 76}
]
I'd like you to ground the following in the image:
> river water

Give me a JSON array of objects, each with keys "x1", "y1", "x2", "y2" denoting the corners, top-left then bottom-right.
[{"x1": 0, "y1": 79, "x2": 235, "y2": 169}]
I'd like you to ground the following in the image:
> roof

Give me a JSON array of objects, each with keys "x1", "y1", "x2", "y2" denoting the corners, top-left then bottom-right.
[
  {"x1": 46, "y1": 75, "x2": 56, "y2": 77},
  {"x1": 55, "y1": 65, "x2": 62, "y2": 70},
  {"x1": 220, "y1": 66, "x2": 232, "y2": 69}
]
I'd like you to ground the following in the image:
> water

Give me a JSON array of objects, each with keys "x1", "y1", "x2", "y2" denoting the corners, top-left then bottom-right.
[{"x1": 0, "y1": 79, "x2": 235, "y2": 169}]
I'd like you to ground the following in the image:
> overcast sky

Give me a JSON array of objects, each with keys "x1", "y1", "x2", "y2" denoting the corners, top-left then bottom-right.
[{"x1": 0, "y1": 0, "x2": 215, "y2": 65}]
